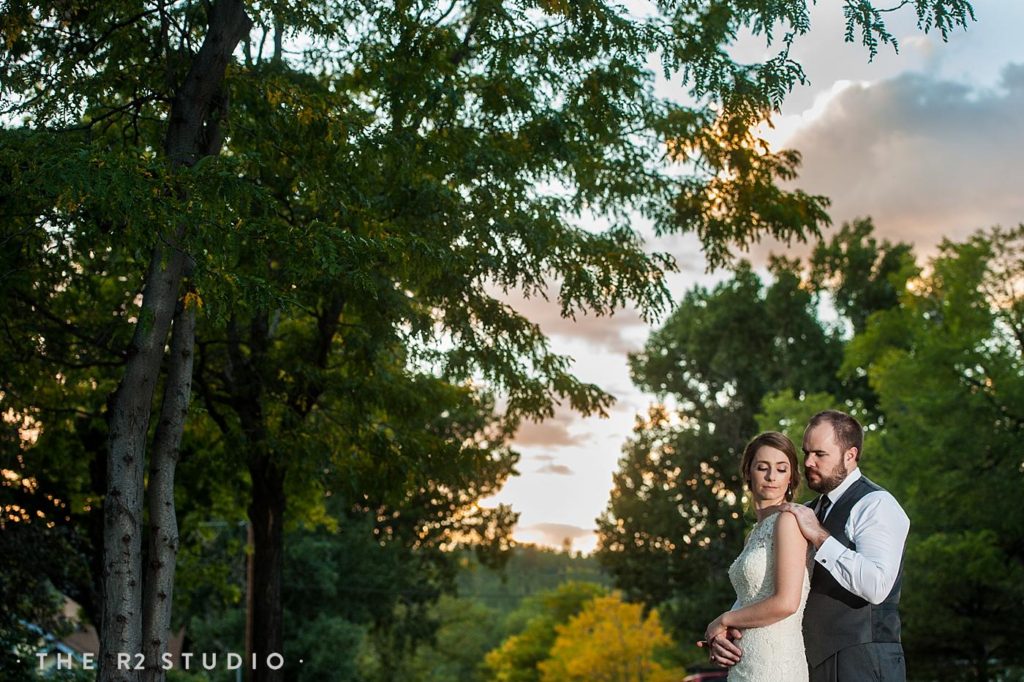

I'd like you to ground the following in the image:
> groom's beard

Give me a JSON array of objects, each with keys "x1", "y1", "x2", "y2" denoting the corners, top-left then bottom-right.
[{"x1": 806, "y1": 459, "x2": 848, "y2": 494}]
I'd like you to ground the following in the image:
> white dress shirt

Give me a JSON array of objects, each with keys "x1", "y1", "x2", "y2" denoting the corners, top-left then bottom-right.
[{"x1": 813, "y1": 467, "x2": 910, "y2": 605}]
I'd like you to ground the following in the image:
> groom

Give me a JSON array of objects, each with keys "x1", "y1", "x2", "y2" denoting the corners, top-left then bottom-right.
[{"x1": 709, "y1": 409, "x2": 910, "y2": 681}]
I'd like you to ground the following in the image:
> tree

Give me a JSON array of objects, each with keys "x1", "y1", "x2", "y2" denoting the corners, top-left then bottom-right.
[
  {"x1": 169, "y1": 349, "x2": 521, "y2": 678},
  {"x1": 596, "y1": 215, "x2": 932, "y2": 648},
  {"x1": 3, "y1": 1, "x2": 252, "y2": 678},
  {"x1": 596, "y1": 258, "x2": 843, "y2": 644},
  {"x1": 742, "y1": 225, "x2": 1024, "y2": 680},
  {"x1": 0, "y1": 164, "x2": 128, "y2": 677},
  {"x1": 843, "y1": 227, "x2": 1024, "y2": 681},
  {"x1": 390, "y1": 595, "x2": 506, "y2": 682},
  {"x1": 279, "y1": 506, "x2": 498, "y2": 682},
  {"x1": 1, "y1": 1, "x2": 976, "y2": 681},
  {"x1": 810, "y1": 218, "x2": 917, "y2": 337},
  {"x1": 484, "y1": 581, "x2": 608, "y2": 682},
  {"x1": 457, "y1": 544, "x2": 610, "y2": 616},
  {"x1": 808, "y1": 217, "x2": 918, "y2": 414},
  {"x1": 755, "y1": 390, "x2": 840, "y2": 452},
  {"x1": 538, "y1": 593, "x2": 683, "y2": 682}
]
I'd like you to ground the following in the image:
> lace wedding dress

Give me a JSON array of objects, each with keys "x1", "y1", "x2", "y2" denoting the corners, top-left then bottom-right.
[{"x1": 726, "y1": 511, "x2": 811, "y2": 682}]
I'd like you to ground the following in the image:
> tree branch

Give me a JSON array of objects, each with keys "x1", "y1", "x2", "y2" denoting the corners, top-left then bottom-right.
[
  {"x1": 47, "y1": 94, "x2": 157, "y2": 133},
  {"x1": 195, "y1": 339, "x2": 232, "y2": 435},
  {"x1": 10, "y1": 290, "x2": 127, "y2": 359},
  {"x1": 83, "y1": 8, "x2": 163, "y2": 55}
]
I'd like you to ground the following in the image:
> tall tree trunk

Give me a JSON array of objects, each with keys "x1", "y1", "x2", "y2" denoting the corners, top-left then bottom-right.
[
  {"x1": 244, "y1": 521, "x2": 255, "y2": 682},
  {"x1": 241, "y1": 297, "x2": 343, "y2": 682},
  {"x1": 141, "y1": 294, "x2": 197, "y2": 682},
  {"x1": 99, "y1": 3, "x2": 251, "y2": 681},
  {"x1": 248, "y1": 452, "x2": 286, "y2": 682},
  {"x1": 100, "y1": 239, "x2": 188, "y2": 682},
  {"x1": 224, "y1": 310, "x2": 286, "y2": 682}
]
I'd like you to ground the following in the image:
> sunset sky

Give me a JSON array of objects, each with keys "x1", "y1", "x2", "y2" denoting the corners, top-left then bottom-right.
[{"x1": 482, "y1": 1, "x2": 1024, "y2": 554}]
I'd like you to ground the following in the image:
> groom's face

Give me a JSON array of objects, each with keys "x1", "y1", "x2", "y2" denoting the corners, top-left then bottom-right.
[{"x1": 802, "y1": 423, "x2": 851, "y2": 494}]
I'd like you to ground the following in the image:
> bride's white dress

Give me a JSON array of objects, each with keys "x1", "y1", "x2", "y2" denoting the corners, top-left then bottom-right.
[{"x1": 726, "y1": 512, "x2": 810, "y2": 682}]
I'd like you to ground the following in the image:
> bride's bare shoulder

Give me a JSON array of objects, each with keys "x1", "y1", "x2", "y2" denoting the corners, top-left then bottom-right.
[{"x1": 775, "y1": 508, "x2": 809, "y2": 545}]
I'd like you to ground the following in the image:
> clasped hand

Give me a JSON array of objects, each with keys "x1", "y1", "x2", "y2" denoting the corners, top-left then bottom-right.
[{"x1": 700, "y1": 620, "x2": 743, "y2": 668}]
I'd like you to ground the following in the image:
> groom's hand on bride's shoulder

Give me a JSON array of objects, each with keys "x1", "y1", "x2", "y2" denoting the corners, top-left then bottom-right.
[
  {"x1": 781, "y1": 503, "x2": 830, "y2": 548},
  {"x1": 707, "y1": 628, "x2": 743, "y2": 667}
]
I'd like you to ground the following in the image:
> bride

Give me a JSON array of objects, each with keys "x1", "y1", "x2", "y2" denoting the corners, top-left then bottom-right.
[{"x1": 703, "y1": 431, "x2": 811, "y2": 682}]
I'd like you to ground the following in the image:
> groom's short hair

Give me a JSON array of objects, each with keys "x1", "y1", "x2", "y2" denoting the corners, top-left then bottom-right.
[{"x1": 808, "y1": 410, "x2": 863, "y2": 461}]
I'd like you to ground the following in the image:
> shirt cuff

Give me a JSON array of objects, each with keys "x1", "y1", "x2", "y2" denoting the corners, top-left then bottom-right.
[{"x1": 813, "y1": 536, "x2": 846, "y2": 568}]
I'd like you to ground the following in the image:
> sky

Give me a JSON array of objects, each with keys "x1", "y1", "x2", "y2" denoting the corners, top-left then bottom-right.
[{"x1": 481, "y1": 1, "x2": 1024, "y2": 554}]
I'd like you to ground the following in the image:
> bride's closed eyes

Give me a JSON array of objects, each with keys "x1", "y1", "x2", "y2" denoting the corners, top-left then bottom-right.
[{"x1": 755, "y1": 463, "x2": 789, "y2": 475}]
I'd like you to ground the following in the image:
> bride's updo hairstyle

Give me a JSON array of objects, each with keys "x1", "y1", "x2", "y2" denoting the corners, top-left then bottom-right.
[{"x1": 739, "y1": 431, "x2": 801, "y2": 502}]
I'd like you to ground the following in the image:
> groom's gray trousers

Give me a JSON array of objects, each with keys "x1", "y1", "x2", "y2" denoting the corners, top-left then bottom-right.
[{"x1": 808, "y1": 642, "x2": 906, "y2": 682}]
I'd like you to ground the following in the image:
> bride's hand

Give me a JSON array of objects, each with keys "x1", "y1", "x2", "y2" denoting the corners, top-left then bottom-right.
[
  {"x1": 708, "y1": 628, "x2": 743, "y2": 667},
  {"x1": 704, "y1": 614, "x2": 727, "y2": 643}
]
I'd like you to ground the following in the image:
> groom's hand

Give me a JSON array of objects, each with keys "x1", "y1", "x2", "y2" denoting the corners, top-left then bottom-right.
[
  {"x1": 782, "y1": 503, "x2": 831, "y2": 549},
  {"x1": 708, "y1": 628, "x2": 742, "y2": 667}
]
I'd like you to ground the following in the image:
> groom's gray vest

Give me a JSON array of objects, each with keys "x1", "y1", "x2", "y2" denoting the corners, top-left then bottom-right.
[{"x1": 803, "y1": 475, "x2": 903, "y2": 667}]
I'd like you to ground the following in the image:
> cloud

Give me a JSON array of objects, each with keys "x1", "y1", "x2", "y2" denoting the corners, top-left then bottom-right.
[
  {"x1": 514, "y1": 407, "x2": 591, "y2": 447},
  {"x1": 493, "y1": 283, "x2": 649, "y2": 354},
  {"x1": 776, "y1": 64, "x2": 1024, "y2": 255},
  {"x1": 536, "y1": 463, "x2": 574, "y2": 476},
  {"x1": 515, "y1": 522, "x2": 596, "y2": 552},
  {"x1": 528, "y1": 450, "x2": 577, "y2": 473},
  {"x1": 523, "y1": 522, "x2": 592, "y2": 539}
]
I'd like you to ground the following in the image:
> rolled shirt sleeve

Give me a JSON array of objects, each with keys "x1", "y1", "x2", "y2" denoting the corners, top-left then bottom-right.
[{"x1": 813, "y1": 490, "x2": 910, "y2": 604}]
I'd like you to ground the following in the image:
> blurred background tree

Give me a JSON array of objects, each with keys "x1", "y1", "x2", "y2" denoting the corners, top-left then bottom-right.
[
  {"x1": 842, "y1": 227, "x2": 1024, "y2": 681},
  {"x1": 597, "y1": 223, "x2": 1024, "y2": 681},
  {"x1": 596, "y1": 254, "x2": 844, "y2": 652},
  {"x1": 538, "y1": 593, "x2": 683, "y2": 682}
]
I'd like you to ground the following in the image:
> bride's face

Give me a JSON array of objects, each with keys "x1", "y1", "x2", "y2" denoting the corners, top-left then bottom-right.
[{"x1": 747, "y1": 446, "x2": 793, "y2": 505}]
